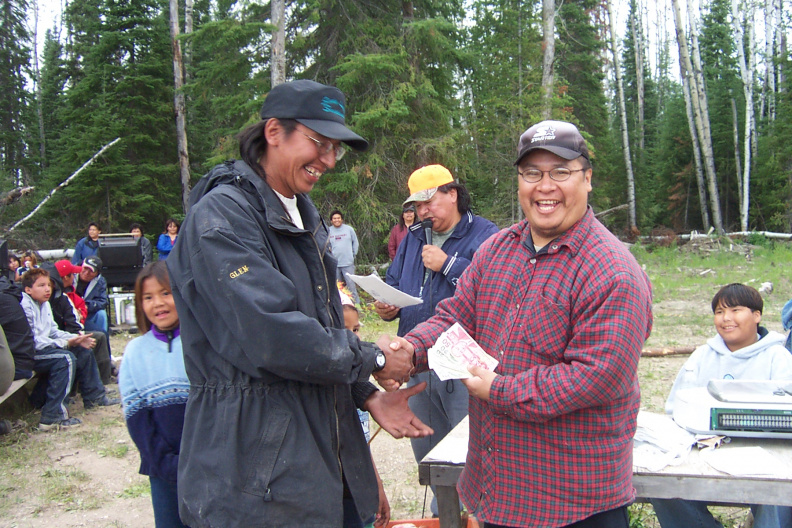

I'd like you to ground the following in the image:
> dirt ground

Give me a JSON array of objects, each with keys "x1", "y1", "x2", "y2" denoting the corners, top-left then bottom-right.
[{"x1": 0, "y1": 312, "x2": 771, "y2": 527}]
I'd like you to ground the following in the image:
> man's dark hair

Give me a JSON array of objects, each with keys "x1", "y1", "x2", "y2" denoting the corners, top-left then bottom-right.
[
  {"x1": 21, "y1": 268, "x2": 50, "y2": 289},
  {"x1": 129, "y1": 223, "x2": 143, "y2": 233},
  {"x1": 436, "y1": 182, "x2": 471, "y2": 215},
  {"x1": 711, "y1": 283, "x2": 763, "y2": 314},
  {"x1": 237, "y1": 118, "x2": 299, "y2": 178},
  {"x1": 88, "y1": 222, "x2": 100, "y2": 231},
  {"x1": 330, "y1": 210, "x2": 343, "y2": 220}
]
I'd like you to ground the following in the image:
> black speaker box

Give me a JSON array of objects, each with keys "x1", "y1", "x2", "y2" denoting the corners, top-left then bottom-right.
[{"x1": 97, "y1": 235, "x2": 143, "y2": 288}]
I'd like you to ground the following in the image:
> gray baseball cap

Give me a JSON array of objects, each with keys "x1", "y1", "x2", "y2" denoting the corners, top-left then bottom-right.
[{"x1": 515, "y1": 120, "x2": 589, "y2": 165}]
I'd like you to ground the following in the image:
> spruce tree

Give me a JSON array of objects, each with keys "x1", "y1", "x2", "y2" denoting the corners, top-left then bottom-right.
[
  {"x1": 462, "y1": 0, "x2": 543, "y2": 226},
  {"x1": 0, "y1": 0, "x2": 33, "y2": 187},
  {"x1": 45, "y1": 0, "x2": 181, "y2": 241},
  {"x1": 290, "y1": 0, "x2": 467, "y2": 262}
]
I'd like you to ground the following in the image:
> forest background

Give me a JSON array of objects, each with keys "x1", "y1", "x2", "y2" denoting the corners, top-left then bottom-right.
[{"x1": 0, "y1": 0, "x2": 791, "y2": 264}]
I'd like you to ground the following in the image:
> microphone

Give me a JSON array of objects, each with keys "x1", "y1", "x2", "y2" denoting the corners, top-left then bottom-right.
[{"x1": 421, "y1": 219, "x2": 433, "y2": 246}]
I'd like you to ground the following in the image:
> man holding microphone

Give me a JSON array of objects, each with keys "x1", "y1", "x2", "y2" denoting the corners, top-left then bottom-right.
[{"x1": 375, "y1": 164, "x2": 498, "y2": 515}]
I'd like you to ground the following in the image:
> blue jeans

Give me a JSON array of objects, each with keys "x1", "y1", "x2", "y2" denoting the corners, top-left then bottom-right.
[
  {"x1": 342, "y1": 496, "x2": 364, "y2": 528},
  {"x1": 33, "y1": 346, "x2": 106, "y2": 415},
  {"x1": 149, "y1": 476, "x2": 188, "y2": 528},
  {"x1": 651, "y1": 498, "x2": 792, "y2": 528},
  {"x1": 85, "y1": 309, "x2": 108, "y2": 334},
  {"x1": 31, "y1": 349, "x2": 75, "y2": 423},
  {"x1": 85, "y1": 310, "x2": 112, "y2": 361}
]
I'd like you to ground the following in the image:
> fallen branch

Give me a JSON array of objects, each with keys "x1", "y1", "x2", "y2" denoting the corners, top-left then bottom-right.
[
  {"x1": 54, "y1": 451, "x2": 79, "y2": 462},
  {"x1": 1, "y1": 186, "x2": 35, "y2": 207},
  {"x1": 7, "y1": 138, "x2": 121, "y2": 233},
  {"x1": 594, "y1": 203, "x2": 629, "y2": 218},
  {"x1": 368, "y1": 425, "x2": 382, "y2": 445},
  {"x1": 641, "y1": 346, "x2": 696, "y2": 357}
]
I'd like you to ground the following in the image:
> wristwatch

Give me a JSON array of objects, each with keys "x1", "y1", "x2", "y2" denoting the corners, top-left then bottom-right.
[{"x1": 373, "y1": 351, "x2": 386, "y2": 372}]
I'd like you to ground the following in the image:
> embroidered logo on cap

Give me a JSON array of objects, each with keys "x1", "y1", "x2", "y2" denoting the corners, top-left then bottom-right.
[
  {"x1": 531, "y1": 124, "x2": 556, "y2": 143},
  {"x1": 321, "y1": 97, "x2": 345, "y2": 118}
]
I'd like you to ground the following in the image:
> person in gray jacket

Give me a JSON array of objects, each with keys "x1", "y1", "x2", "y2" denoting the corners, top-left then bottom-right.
[
  {"x1": 167, "y1": 79, "x2": 431, "y2": 528},
  {"x1": 328, "y1": 209, "x2": 360, "y2": 303}
]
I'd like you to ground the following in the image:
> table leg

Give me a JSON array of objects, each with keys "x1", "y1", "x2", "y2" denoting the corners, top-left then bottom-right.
[
  {"x1": 436, "y1": 485, "x2": 463, "y2": 528},
  {"x1": 114, "y1": 298, "x2": 124, "y2": 326}
]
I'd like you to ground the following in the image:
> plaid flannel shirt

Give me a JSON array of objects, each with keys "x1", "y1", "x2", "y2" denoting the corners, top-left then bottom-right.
[{"x1": 407, "y1": 208, "x2": 653, "y2": 527}]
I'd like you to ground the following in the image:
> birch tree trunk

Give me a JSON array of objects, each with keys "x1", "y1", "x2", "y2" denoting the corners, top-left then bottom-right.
[
  {"x1": 688, "y1": 0, "x2": 722, "y2": 227},
  {"x1": 540, "y1": 0, "x2": 555, "y2": 120},
  {"x1": 630, "y1": 4, "x2": 646, "y2": 154},
  {"x1": 31, "y1": 0, "x2": 46, "y2": 166},
  {"x1": 684, "y1": 73, "x2": 711, "y2": 231},
  {"x1": 732, "y1": 0, "x2": 754, "y2": 231},
  {"x1": 672, "y1": 0, "x2": 723, "y2": 233},
  {"x1": 184, "y1": 0, "x2": 194, "y2": 83},
  {"x1": 169, "y1": 0, "x2": 191, "y2": 213},
  {"x1": 760, "y1": 0, "x2": 777, "y2": 121},
  {"x1": 271, "y1": 0, "x2": 286, "y2": 87},
  {"x1": 776, "y1": 0, "x2": 784, "y2": 95},
  {"x1": 606, "y1": 0, "x2": 637, "y2": 232},
  {"x1": 731, "y1": 97, "x2": 743, "y2": 207},
  {"x1": 655, "y1": 0, "x2": 669, "y2": 113}
]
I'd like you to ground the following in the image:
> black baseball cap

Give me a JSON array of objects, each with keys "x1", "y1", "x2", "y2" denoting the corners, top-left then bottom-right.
[
  {"x1": 260, "y1": 80, "x2": 369, "y2": 152},
  {"x1": 82, "y1": 256, "x2": 102, "y2": 273},
  {"x1": 514, "y1": 120, "x2": 589, "y2": 165}
]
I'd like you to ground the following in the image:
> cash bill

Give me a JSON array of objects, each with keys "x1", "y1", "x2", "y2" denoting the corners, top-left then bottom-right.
[{"x1": 428, "y1": 322, "x2": 498, "y2": 381}]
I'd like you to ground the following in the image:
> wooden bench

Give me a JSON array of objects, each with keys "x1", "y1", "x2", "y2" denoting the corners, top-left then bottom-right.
[{"x1": 0, "y1": 375, "x2": 35, "y2": 407}]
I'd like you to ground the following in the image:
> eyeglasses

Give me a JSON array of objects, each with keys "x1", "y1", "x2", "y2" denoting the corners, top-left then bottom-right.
[
  {"x1": 297, "y1": 130, "x2": 346, "y2": 161},
  {"x1": 518, "y1": 167, "x2": 584, "y2": 183}
]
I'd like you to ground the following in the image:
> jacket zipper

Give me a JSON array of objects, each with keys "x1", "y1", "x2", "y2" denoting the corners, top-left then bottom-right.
[{"x1": 309, "y1": 228, "x2": 343, "y2": 475}]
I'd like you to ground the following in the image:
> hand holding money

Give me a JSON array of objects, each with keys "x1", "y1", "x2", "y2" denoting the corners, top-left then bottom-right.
[
  {"x1": 462, "y1": 364, "x2": 498, "y2": 401},
  {"x1": 428, "y1": 323, "x2": 498, "y2": 381}
]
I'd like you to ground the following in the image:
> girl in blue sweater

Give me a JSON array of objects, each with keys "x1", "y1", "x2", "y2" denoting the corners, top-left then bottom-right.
[{"x1": 119, "y1": 261, "x2": 188, "y2": 528}]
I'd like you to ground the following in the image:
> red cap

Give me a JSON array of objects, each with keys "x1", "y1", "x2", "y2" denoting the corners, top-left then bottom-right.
[{"x1": 55, "y1": 260, "x2": 81, "y2": 278}]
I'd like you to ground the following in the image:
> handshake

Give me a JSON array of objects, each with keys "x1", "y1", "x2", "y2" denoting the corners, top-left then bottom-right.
[{"x1": 372, "y1": 335, "x2": 415, "y2": 391}]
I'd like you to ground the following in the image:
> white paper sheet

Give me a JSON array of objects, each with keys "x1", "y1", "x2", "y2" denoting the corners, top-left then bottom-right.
[
  {"x1": 422, "y1": 437, "x2": 468, "y2": 464},
  {"x1": 701, "y1": 446, "x2": 792, "y2": 477},
  {"x1": 345, "y1": 273, "x2": 423, "y2": 307}
]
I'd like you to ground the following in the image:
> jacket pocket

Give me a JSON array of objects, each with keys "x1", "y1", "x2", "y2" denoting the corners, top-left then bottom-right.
[{"x1": 242, "y1": 408, "x2": 291, "y2": 499}]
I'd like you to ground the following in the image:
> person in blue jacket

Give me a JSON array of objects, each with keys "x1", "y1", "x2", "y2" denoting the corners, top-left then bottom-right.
[
  {"x1": 781, "y1": 297, "x2": 792, "y2": 351},
  {"x1": 374, "y1": 164, "x2": 499, "y2": 516},
  {"x1": 71, "y1": 223, "x2": 101, "y2": 265},
  {"x1": 156, "y1": 219, "x2": 179, "y2": 260}
]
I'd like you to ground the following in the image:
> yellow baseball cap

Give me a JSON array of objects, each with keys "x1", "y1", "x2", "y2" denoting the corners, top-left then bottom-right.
[{"x1": 403, "y1": 165, "x2": 454, "y2": 206}]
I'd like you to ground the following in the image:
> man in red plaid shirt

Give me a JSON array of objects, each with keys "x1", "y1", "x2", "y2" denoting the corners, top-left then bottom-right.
[{"x1": 378, "y1": 120, "x2": 653, "y2": 528}]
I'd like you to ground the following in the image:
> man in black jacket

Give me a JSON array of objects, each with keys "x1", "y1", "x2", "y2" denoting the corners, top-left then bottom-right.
[
  {"x1": 168, "y1": 80, "x2": 429, "y2": 528},
  {"x1": 0, "y1": 277, "x2": 35, "y2": 380}
]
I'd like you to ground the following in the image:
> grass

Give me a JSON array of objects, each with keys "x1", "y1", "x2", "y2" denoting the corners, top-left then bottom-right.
[
  {"x1": 633, "y1": 240, "x2": 792, "y2": 349},
  {"x1": 634, "y1": 240, "x2": 792, "y2": 304},
  {"x1": 41, "y1": 467, "x2": 91, "y2": 506},
  {"x1": 118, "y1": 481, "x2": 150, "y2": 500}
]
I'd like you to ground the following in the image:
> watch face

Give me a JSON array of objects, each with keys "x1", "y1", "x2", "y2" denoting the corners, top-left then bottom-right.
[{"x1": 376, "y1": 352, "x2": 386, "y2": 368}]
